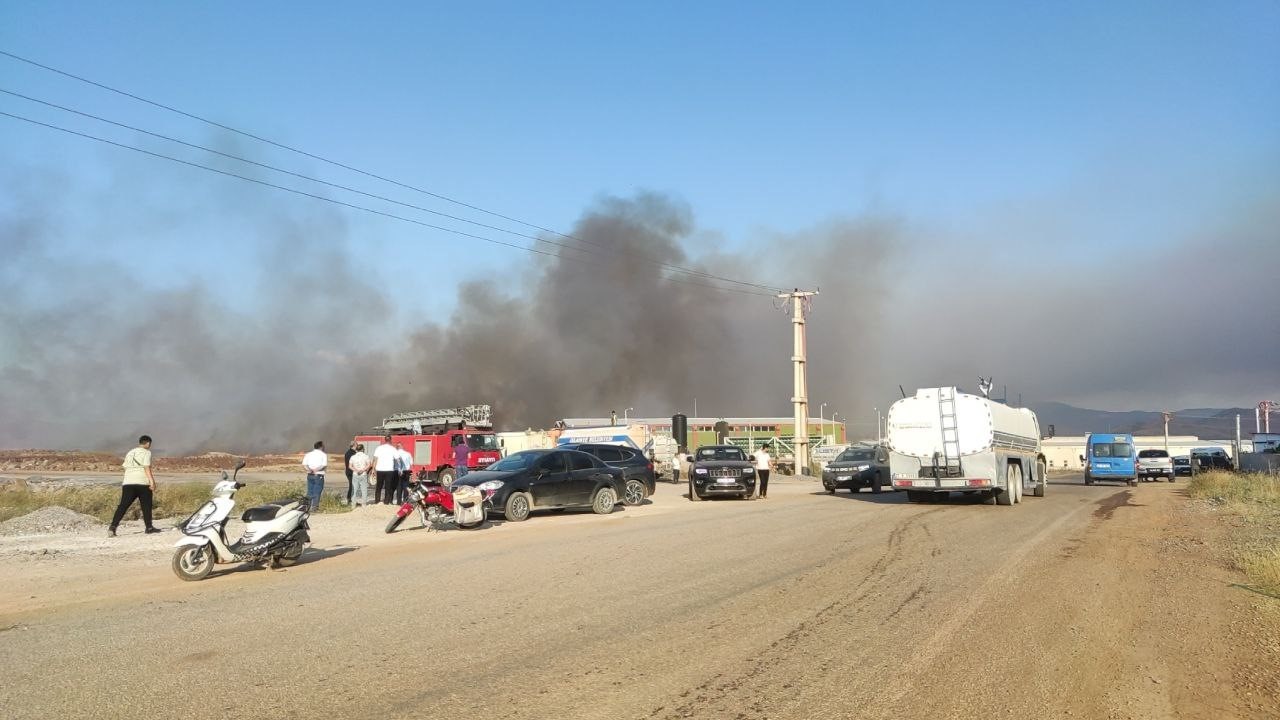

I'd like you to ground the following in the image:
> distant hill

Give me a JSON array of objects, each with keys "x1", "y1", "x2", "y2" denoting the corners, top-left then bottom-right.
[{"x1": 1027, "y1": 402, "x2": 1255, "y2": 440}]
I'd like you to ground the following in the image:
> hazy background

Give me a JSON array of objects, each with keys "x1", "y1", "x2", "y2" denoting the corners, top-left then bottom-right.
[{"x1": 1, "y1": 2, "x2": 1276, "y2": 452}]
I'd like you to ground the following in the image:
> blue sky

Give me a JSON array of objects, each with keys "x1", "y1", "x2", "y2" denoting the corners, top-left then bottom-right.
[{"x1": 1, "y1": 1, "x2": 1278, "y2": 417}]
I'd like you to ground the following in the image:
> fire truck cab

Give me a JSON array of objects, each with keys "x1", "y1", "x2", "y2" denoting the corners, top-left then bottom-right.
[{"x1": 355, "y1": 405, "x2": 501, "y2": 485}]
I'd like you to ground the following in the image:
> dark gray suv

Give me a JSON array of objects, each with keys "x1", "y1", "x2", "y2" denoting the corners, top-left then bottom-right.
[
  {"x1": 559, "y1": 443, "x2": 656, "y2": 506},
  {"x1": 688, "y1": 445, "x2": 756, "y2": 501}
]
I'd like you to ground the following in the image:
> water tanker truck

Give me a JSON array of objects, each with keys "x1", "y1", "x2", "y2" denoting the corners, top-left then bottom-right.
[{"x1": 886, "y1": 387, "x2": 1047, "y2": 505}]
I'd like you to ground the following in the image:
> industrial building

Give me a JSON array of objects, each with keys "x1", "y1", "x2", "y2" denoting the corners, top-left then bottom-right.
[{"x1": 559, "y1": 416, "x2": 847, "y2": 451}]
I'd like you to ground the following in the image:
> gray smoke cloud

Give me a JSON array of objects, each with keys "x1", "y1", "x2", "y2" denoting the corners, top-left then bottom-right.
[
  {"x1": 3, "y1": 156, "x2": 1272, "y2": 456},
  {"x1": 0, "y1": 171, "x2": 898, "y2": 453}
]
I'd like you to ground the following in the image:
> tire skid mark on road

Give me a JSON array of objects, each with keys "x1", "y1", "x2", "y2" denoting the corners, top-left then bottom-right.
[
  {"x1": 647, "y1": 506, "x2": 949, "y2": 720},
  {"x1": 866, "y1": 491, "x2": 1107, "y2": 714}
]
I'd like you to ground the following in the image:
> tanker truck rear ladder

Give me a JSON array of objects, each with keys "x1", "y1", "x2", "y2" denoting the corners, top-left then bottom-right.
[
  {"x1": 379, "y1": 404, "x2": 493, "y2": 434},
  {"x1": 933, "y1": 387, "x2": 963, "y2": 478}
]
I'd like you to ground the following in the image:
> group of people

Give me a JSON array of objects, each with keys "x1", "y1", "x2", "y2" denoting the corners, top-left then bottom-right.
[
  {"x1": 670, "y1": 444, "x2": 775, "y2": 498},
  {"x1": 335, "y1": 434, "x2": 472, "y2": 508}
]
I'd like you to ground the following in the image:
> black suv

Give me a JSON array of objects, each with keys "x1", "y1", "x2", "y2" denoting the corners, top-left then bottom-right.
[
  {"x1": 688, "y1": 445, "x2": 756, "y2": 501},
  {"x1": 559, "y1": 443, "x2": 656, "y2": 506}
]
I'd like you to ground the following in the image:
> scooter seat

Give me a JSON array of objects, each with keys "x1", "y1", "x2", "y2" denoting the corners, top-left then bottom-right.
[{"x1": 241, "y1": 499, "x2": 302, "y2": 522}]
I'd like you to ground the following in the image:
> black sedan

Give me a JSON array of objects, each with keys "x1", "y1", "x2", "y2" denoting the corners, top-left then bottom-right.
[
  {"x1": 822, "y1": 445, "x2": 891, "y2": 494},
  {"x1": 558, "y1": 443, "x2": 656, "y2": 506},
  {"x1": 452, "y1": 449, "x2": 625, "y2": 522}
]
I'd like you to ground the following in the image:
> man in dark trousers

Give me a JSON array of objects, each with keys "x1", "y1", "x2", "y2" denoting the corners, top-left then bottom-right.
[
  {"x1": 453, "y1": 435, "x2": 470, "y2": 480},
  {"x1": 109, "y1": 434, "x2": 161, "y2": 537},
  {"x1": 343, "y1": 440, "x2": 357, "y2": 506}
]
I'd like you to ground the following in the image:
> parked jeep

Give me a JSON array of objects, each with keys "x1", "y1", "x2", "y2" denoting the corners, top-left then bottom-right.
[{"x1": 688, "y1": 445, "x2": 756, "y2": 501}]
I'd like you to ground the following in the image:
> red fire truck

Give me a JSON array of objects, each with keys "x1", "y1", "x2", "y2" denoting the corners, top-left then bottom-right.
[{"x1": 354, "y1": 405, "x2": 501, "y2": 485}]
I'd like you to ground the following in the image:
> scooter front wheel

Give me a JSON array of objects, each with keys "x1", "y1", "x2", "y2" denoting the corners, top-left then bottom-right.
[{"x1": 172, "y1": 545, "x2": 214, "y2": 581}]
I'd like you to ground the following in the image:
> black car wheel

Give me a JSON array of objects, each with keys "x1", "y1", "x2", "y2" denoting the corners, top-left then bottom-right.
[
  {"x1": 689, "y1": 478, "x2": 701, "y2": 502},
  {"x1": 872, "y1": 475, "x2": 883, "y2": 494},
  {"x1": 622, "y1": 479, "x2": 646, "y2": 506},
  {"x1": 504, "y1": 492, "x2": 531, "y2": 522},
  {"x1": 592, "y1": 486, "x2": 617, "y2": 515}
]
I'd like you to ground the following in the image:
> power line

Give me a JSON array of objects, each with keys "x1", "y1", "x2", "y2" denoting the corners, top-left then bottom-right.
[
  {"x1": 0, "y1": 49, "x2": 787, "y2": 295},
  {"x1": 0, "y1": 110, "x2": 774, "y2": 298},
  {"x1": 0, "y1": 87, "x2": 771, "y2": 291}
]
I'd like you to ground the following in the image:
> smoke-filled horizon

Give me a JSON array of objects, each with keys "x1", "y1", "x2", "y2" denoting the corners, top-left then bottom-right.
[{"x1": 2, "y1": 170, "x2": 1276, "y2": 455}]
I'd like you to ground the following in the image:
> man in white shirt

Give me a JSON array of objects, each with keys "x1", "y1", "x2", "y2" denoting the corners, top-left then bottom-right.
[
  {"x1": 348, "y1": 443, "x2": 373, "y2": 508},
  {"x1": 754, "y1": 445, "x2": 773, "y2": 499},
  {"x1": 109, "y1": 434, "x2": 160, "y2": 537},
  {"x1": 395, "y1": 443, "x2": 415, "y2": 504},
  {"x1": 302, "y1": 441, "x2": 328, "y2": 510},
  {"x1": 671, "y1": 448, "x2": 685, "y2": 484},
  {"x1": 372, "y1": 435, "x2": 399, "y2": 505}
]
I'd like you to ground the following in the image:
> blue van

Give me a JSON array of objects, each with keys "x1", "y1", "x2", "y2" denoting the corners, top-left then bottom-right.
[{"x1": 1084, "y1": 433, "x2": 1137, "y2": 486}]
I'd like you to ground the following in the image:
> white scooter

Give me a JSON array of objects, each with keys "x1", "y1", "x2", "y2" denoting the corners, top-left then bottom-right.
[{"x1": 172, "y1": 460, "x2": 311, "y2": 581}]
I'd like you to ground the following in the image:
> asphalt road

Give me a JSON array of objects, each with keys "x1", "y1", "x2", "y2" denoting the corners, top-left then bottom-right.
[{"x1": 1, "y1": 473, "x2": 1267, "y2": 719}]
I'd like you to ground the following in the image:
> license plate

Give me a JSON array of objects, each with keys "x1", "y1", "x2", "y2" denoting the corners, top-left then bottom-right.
[{"x1": 716, "y1": 478, "x2": 735, "y2": 484}]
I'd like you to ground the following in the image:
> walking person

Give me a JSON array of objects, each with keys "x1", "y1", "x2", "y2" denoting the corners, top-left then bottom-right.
[
  {"x1": 344, "y1": 441, "x2": 357, "y2": 506},
  {"x1": 302, "y1": 441, "x2": 327, "y2": 510},
  {"x1": 395, "y1": 442, "x2": 414, "y2": 504},
  {"x1": 109, "y1": 434, "x2": 161, "y2": 537},
  {"x1": 453, "y1": 435, "x2": 470, "y2": 481},
  {"x1": 671, "y1": 447, "x2": 685, "y2": 484},
  {"x1": 754, "y1": 444, "x2": 773, "y2": 499},
  {"x1": 348, "y1": 443, "x2": 372, "y2": 508},
  {"x1": 373, "y1": 435, "x2": 398, "y2": 504}
]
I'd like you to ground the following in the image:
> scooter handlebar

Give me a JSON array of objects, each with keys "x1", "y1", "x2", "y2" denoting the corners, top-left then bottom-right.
[{"x1": 234, "y1": 482, "x2": 246, "y2": 489}]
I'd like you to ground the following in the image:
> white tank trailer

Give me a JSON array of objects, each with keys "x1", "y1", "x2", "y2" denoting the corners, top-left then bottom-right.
[{"x1": 886, "y1": 387, "x2": 1047, "y2": 505}]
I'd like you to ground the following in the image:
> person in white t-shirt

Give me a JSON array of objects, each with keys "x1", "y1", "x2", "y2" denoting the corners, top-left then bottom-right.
[
  {"x1": 671, "y1": 448, "x2": 686, "y2": 484},
  {"x1": 302, "y1": 441, "x2": 328, "y2": 510},
  {"x1": 372, "y1": 436, "x2": 399, "y2": 505},
  {"x1": 109, "y1": 434, "x2": 160, "y2": 537},
  {"x1": 754, "y1": 445, "x2": 773, "y2": 499},
  {"x1": 348, "y1": 443, "x2": 373, "y2": 508}
]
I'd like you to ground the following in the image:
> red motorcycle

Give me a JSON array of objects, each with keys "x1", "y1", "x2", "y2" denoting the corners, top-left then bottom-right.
[{"x1": 385, "y1": 478, "x2": 493, "y2": 533}]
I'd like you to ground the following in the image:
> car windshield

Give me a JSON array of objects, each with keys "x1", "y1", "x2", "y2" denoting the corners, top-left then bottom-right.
[
  {"x1": 487, "y1": 451, "x2": 543, "y2": 472},
  {"x1": 836, "y1": 449, "x2": 875, "y2": 462},
  {"x1": 1138, "y1": 450, "x2": 1169, "y2": 458},
  {"x1": 466, "y1": 434, "x2": 498, "y2": 451},
  {"x1": 1092, "y1": 443, "x2": 1133, "y2": 458},
  {"x1": 697, "y1": 447, "x2": 746, "y2": 461}
]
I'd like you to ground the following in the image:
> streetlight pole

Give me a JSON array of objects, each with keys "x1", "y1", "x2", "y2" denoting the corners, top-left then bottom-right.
[
  {"x1": 624, "y1": 407, "x2": 634, "y2": 423},
  {"x1": 832, "y1": 412, "x2": 840, "y2": 443},
  {"x1": 819, "y1": 403, "x2": 827, "y2": 445},
  {"x1": 874, "y1": 407, "x2": 882, "y2": 444}
]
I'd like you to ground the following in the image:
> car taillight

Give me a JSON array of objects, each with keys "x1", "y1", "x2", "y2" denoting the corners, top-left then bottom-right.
[{"x1": 647, "y1": 462, "x2": 654, "y2": 471}]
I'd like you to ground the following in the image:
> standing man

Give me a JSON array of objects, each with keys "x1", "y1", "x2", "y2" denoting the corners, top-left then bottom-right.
[
  {"x1": 395, "y1": 442, "x2": 414, "y2": 504},
  {"x1": 348, "y1": 443, "x2": 372, "y2": 508},
  {"x1": 109, "y1": 434, "x2": 161, "y2": 537},
  {"x1": 671, "y1": 447, "x2": 685, "y2": 485},
  {"x1": 303, "y1": 441, "x2": 327, "y2": 510},
  {"x1": 343, "y1": 440, "x2": 357, "y2": 506},
  {"x1": 754, "y1": 444, "x2": 773, "y2": 499},
  {"x1": 373, "y1": 435, "x2": 398, "y2": 505},
  {"x1": 453, "y1": 435, "x2": 470, "y2": 481}
]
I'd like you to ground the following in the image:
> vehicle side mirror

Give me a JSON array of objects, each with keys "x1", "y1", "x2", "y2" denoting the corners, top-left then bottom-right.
[
  {"x1": 748, "y1": 455, "x2": 756, "y2": 462},
  {"x1": 1078, "y1": 454, "x2": 1085, "y2": 463},
  {"x1": 235, "y1": 459, "x2": 247, "y2": 471}
]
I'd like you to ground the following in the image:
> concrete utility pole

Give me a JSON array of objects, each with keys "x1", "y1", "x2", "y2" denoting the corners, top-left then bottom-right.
[
  {"x1": 1161, "y1": 411, "x2": 1173, "y2": 453},
  {"x1": 778, "y1": 289, "x2": 818, "y2": 475}
]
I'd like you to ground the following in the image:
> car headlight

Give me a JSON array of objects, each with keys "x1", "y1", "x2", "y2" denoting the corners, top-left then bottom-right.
[
  {"x1": 742, "y1": 468, "x2": 755, "y2": 475},
  {"x1": 694, "y1": 467, "x2": 708, "y2": 475},
  {"x1": 855, "y1": 464, "x2": 871, "y2": 471},
  {"x1": 476, "y1": 480, "x2": 504, "y2": 492}
]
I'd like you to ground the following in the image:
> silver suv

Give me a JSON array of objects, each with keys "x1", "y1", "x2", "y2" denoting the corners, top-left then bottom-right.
[{"x1": 1137, "y1": 449, "x2": 1175, "y2": 482}]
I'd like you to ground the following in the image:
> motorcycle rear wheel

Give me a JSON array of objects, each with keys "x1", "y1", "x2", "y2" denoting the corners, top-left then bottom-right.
[{"x1": 172, "y1": 546, "x2": 214, "y2": 581}]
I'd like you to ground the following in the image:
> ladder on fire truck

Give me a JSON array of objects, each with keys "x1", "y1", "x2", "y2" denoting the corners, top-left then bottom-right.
[
  {"x1": 379, "y1": 405, "x2": 493, "y2": 434},
  {"x1": 935, "y1": 387, "x2": 962, "y2": 477}
]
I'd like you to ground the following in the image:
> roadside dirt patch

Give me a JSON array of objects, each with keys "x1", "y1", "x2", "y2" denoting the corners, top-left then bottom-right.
[{"x1": 0, "y1": 506, "x2": 103, "y2": 536}]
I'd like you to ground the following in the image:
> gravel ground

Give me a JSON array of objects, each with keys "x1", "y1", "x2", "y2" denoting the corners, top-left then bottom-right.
[{"x1": 1, "y1": 475, "x2": 1276, "y2": 719}]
